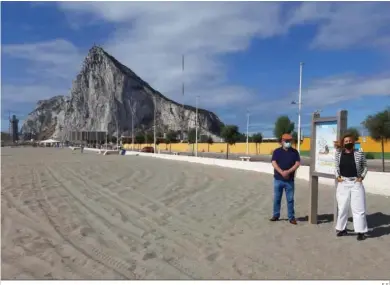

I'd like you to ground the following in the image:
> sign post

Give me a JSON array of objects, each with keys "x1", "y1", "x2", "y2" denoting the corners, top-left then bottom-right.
[{"x1": 309, "y1": 110, "x2": 347, "y2": 224}]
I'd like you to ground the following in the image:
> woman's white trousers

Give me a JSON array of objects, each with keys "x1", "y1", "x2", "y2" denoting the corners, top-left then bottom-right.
[{"x1": 335, "y1": 180, "x2": 368, "y2": 233}]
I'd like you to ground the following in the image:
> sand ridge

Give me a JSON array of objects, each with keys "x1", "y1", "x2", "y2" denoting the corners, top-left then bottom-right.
[{"x1": 1, "y1": 148, "x2": 389, "y2": 279}]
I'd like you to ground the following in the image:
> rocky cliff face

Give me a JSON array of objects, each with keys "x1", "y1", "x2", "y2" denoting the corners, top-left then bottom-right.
[
  {"x1": 21, "y1": 95, "x2": 66, "y2": 140},
  {"x1": 21, "y1": 46, "x2": 224, "y2": 140}
]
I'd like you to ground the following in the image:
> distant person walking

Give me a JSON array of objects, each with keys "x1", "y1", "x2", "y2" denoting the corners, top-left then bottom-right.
[
  {"x1": 270, "y1": 133, "x2": 301, "y2": 224},
  {"x1": 334, "y1": 134, "x2": 368, "y2": 241}
]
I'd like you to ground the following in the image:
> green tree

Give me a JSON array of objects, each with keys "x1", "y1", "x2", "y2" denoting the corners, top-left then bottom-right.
[
  {"x1": 206, "y1": 136, "x2": 214, "y2": 152},
  {"x1": 273, "y1": 116, "x2": 295, "y2": 140},
  {"x1": 156, "y1": 138, "x2": 163, "y2": 146},
  {"x1": 251, "y1": 132, "x2": 263, "y2": 154},
  {"x1": 345, "y1": 127, "x2": 361, "y2": 142},
  {"x1": 188, "y1": 128, "x2": 196, "y2": 144},
  {"x1": 217, "y1": 122, "x2": 226, "y2": 136},
  {"x1": 221, "y1": 125, "x2": 240, "y2": 159},
  {"x1": 145, "y1": 131, "x2": 154, "y2": 144},
  {"x1": 165, "y1": 130, "x2": 178, "y2": 152},
  {"x1": 237, "y1": 133, "x2": 246, "y2": 143},
  {"x1": 200, "y1": 135, "x2": 208, "y2": 143},
  {"x1": 187, "y1": 128, "x2": 197, "y2": 154},
  {"x1": 135, "y1": 133, "x2": 145, "y2": 148},
  {"x1": 363, "y1": 108, "x2": 390, "y2": 172}
]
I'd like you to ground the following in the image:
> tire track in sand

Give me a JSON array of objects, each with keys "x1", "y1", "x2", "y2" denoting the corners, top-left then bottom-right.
[
  {"x1": 57, "y1": 165, "x2": 232, "y2": 278},
  {"x1": 2, "y1": 165, "x2": 100, "y2": 279},
  {"x1": 67, "y1": 165, "x2": 223, "y2": 248},
  {"x1": 42, "y1": 165, "x2": 195, "y2": 279},
  {"x1": 32, "y1": 167, "x2": 134, "y2": 279},
  {"x1": 45, "y1": 165, "x2": 199, "y2": 279},
  {"x1": 55, "y1": 166, "x2": 216, "y2": 278},
  {"x1": 62, "y1": 163, "x2": 259, "y2": 277}
]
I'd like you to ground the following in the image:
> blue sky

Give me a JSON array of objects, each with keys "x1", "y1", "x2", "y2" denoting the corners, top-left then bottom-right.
[{"x1": 2, "y1": 1, "x2": 390, "y2": 137}]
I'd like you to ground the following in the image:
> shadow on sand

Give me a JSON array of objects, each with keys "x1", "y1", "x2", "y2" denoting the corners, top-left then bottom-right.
[
  {"x1": 297, "y1": 214, "x2": 334, "y2": 224},
  {"x1": 364, "y1": 212, "x2": 390, "y2": 238},
  {"x1": 297, "y1": 212, "x2": 390, "y2": 238}
]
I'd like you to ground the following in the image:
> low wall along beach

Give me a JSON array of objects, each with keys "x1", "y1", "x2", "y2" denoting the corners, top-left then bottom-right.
[
  {"x1": 124, "y1": 151, "x2": 390, "y2": 197},
  {"x1": 123, "y1": 136, "x2": 390, "y2": 159}
]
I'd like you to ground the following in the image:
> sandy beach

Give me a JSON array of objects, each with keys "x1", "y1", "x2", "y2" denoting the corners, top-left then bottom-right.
[{"x1": 1, "y1": 147, "x2": 389, "y2": 280}]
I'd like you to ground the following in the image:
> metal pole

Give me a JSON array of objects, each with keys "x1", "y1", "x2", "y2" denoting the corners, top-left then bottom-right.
[
  {"x1": 153, "y1": 96, "x2": 157, "y2": 152},
  {"x1": 131, "y1": 110, "x2": 135, "y2": 150},
  {"x1": 60, "y1": 126, "x2": 63, "y2": 147},
  {"x1": 297, "y1": 62, "x2": 304, "y2": 153},
  {"x1": 195, "y1": 96, "x2": 199, "y2": 157},
  {"x1": 8, "y1": 111, "x2": 11, "y2": 142},
  {"x1": 246, "y1": 111, "x2": 250, "y2": 155},
  {"x1": 116, "y1": 117, "x2": 119, "y2": 149},
  {"x1": 105, "y1": 131, "x2": 108, "y2": 150},
  {"x1": 181, "y1": 54, "x2": 185, "y2": 141}
]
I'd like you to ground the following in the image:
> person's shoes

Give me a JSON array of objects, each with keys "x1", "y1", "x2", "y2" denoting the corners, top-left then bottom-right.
[
  {"x1": 289, "y1": 219, "x2": 297, "y2": 225},
  {"x1": 269, "y1": 217, "x2": 279, "y2": 222},
  {"x1": 336, "y1": 230, "x2": 348, "y2": 237},
  {"x1": 357, "y1": 233, "x2": 366, "y2": 241}
]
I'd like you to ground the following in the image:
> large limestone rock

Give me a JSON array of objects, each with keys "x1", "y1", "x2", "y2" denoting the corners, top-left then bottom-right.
[
  {"x1": 21, "y1": 95, "x2": 65, "y2": 140},
  {"x1": 21, "y1": 46, "x2": 224, "y2": 141}
]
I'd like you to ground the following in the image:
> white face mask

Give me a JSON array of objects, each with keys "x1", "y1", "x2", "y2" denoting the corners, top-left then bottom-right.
[{"x1": 283, "y1": 142, "x2": 291, "y2": 148}]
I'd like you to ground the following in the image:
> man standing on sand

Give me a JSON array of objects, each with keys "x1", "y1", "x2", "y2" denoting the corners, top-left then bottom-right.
[{"x1": 270, "y1": 133, "x2": 301, "y2": 225}]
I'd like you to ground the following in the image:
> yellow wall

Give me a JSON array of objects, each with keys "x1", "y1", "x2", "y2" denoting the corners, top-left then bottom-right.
[
  {"x1": 123, "y1": 136, "x2": 389, "y2": 155},
  {"x1": 360, "y1": 137, "x2": 390, "y2": 152},
  {"x1": 124, "y1": 142, "x2": 283, "y2": 155},
  {"x1": 299, "y1": 137, "x2": 390, "y2": 153},
  {"x1": 300, "y1": 137, "x2": 311, "y2": 151}
]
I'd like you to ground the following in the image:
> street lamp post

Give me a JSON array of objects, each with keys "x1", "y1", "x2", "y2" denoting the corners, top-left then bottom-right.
[
  {"x1": 131, "y1": 113, "x2": 134, "y2": 150},
  {"x1": 195, "y1": 96, "x2": 199, "y2": 157},
  {"x1": 116, "y1": 117, "x2": 119, "y2": 149},
  {"x1": 292, "y1": 63, "x2": 304, "y2": 152},
  {"x1": 297, "y1": 62, "x2": 303, "y2": 153},
  {"x1": 153, "y1": 96, "x2": 157, "y2": 152},
  {"x1": 246, "y1": 111, "x2": 250, "y2": 155},
  {"x1": 59, "y1": 125, "x2": 63, "y2": 147},
  {"x1": 181, "y1": 54, "x2": 185, "y2": 142}
]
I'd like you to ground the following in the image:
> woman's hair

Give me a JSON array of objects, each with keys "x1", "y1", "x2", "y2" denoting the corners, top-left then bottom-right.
[{"x1": 334, "y1": 133, "x2": 355, "y2": 150}]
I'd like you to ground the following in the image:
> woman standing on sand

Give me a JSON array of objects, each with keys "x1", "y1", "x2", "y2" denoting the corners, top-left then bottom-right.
[{"x1": 334, "y1": 134, "x2": 368, "y2": 241}]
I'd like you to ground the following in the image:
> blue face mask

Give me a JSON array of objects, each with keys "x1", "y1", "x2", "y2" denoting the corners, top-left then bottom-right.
[{"x1": 283, "y1": 142, "x2": 291, "y2": 148}]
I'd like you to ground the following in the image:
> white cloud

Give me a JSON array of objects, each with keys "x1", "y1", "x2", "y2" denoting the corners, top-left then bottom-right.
[
  {"x1": 2, "y1": 39, "x2": 80, "y2": 119},
  {"x1": 288, "y1": 2, "x2": 390, "y2": 50},
  {"x1": 2, "y1": 84, "x2": 68, "y2": 104},
  {"x1": 2, "y1": 2, "x2": 390, "y2": 133},
  {"x1": 57, "y1": 2, "x2": 287, "y2": 107},
  {"x1": 250, "y1": 74, "x2": 390, "y2": 115},
  {"x1": 304, "y1": 74, "x2": 390, "y2": 106},
  {"x1": 56, "y1": 1, "x2": 390, "y2": 110},
  {"x1": 2, "y1": 39, "x2": 83, "y2": 81},
  {"x1": 248, "y1": 122, "x2": 275, "y2": 133}
]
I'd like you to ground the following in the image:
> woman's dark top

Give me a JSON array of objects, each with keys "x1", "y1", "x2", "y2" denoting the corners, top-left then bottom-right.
[{"x1": 339, "y1": 151, "x2": 358, "y2": 178}]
